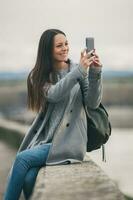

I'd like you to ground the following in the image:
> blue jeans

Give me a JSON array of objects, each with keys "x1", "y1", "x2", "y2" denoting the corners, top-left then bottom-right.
[{"x1": 3, "y1": 143, "x2": 52, "y2": 200}]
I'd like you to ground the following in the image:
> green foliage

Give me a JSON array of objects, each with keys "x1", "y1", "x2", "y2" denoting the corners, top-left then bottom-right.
[
  {"x1": 124, "y1": 194, "x2": 133, "y2": 200},
  {"x1": 0, "y1": 79, "x2": 26, "y2": 87},
  {"x1": 0, "y1": 127, "x2": 23, "y2": 149},
  {"x1": 103, "y1": 76, "x2": 133, "y2": 84}
]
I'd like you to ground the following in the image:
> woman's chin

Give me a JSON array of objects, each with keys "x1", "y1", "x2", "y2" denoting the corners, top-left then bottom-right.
[
  {"x1": 54, "y1": 56, "x2": 68, "y2": 63},
  {"x1": 59, "y1": 58, "x2": 68, "y2": 62}
]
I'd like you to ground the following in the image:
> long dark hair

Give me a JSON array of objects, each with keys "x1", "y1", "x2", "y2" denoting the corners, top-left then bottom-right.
[{"x1": 27, "y1": 29, "x2": 69, "y2": 113}]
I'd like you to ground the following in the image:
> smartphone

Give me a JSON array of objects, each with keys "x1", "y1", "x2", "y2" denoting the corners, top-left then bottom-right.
[{"x1": 86, "y1": 37, "x2": 94, "y2": 53}]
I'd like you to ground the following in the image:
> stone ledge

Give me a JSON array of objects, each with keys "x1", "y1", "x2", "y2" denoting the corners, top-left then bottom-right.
[{"x1": 31, "y1": 156, "x2": 125, "y2": 200}]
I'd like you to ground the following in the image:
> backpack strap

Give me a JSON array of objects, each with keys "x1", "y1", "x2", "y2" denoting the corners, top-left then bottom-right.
[{"x1": 102, "y1": 144, "x2": 106, "y2": 162}]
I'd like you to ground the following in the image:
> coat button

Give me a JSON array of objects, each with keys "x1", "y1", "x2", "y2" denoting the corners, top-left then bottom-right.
[
  {"x1": 70, "y1": 110, "x2": 72, "y2": 112},
  {"x1": 66, "y1": 123, "x2": 70, "y2": 127}
]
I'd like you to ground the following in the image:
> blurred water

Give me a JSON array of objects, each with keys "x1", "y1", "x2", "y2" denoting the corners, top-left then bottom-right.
[{"x1": 88, "y1": 128, "x2": 133, "y2": 197}]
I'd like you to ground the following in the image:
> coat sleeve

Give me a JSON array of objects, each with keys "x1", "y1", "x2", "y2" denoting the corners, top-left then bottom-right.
[
  {"x1": 43, "y1": 65, "x2": 88, "y2": 103},
  {"x1": 78, "y1": 65, "x2": 103, "y2": 109}
]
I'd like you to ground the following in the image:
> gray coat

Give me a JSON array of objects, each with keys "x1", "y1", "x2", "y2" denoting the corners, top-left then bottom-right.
[{"x1": 17, "y1": 60, "x2": 102, "y2": 166}]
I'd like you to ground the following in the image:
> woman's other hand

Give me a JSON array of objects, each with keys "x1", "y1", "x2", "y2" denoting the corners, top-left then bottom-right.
[{"x1": 92, "y1": 50, "x2": 102, "y2": 67}]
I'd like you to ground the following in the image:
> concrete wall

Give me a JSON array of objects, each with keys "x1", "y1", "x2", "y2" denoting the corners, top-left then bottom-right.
[{"x1": 31, "y1": 155, "x2": 125, "y2": 200}]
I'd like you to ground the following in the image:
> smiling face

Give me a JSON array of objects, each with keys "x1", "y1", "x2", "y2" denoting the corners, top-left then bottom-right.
[{"x1": 52, "y1": 33, "x2": 69, "y2": 63}]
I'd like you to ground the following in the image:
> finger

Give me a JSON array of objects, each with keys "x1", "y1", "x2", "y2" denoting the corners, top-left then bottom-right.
[
  {"x1": 89, "y1": 49, "x2": 95, "y2": 55},
  {"x1": 88, "y1": 60, "x2": 94, "y2": 65},
  {"x1": 93, "y1": 60, "x2": 102, "y2": 67},
  {"x1": 94, "y1": 58, "x2": 102, "y2": 65},
  {"x1": 93, "y1": 52, "x2": 99, "y2": 58},
  {"x1": 88, "y1": 55, "x2": 95, "y2": 61},
  {"x1": 93, "y1": 57, "x2": 99, "y2": 62},
  {"x1": 83, "y1": 60, "x2": 93, "y2": 67},
  {"x1": 81, "y1": 48, "x2": 86, "y2": 58},
  {"x1": 86, "y1": 49, "x2": 95, "y2": 58},
  {"x1": 81, "y1": 56, "x2": 94, "y2": 67}
]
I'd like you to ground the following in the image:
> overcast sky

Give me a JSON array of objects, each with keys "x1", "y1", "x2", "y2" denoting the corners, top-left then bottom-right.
[{"x1": 0, "y1": 0, "x2": 132, "y2": 72}]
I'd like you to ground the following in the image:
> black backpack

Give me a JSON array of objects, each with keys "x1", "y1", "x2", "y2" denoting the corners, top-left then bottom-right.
[{"x1": 81, "y1": 92, "x2": 112, "y2": 162}]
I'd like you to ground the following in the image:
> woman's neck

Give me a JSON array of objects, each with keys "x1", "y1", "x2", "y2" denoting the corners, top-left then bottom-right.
[{"x1": 53, "y1": 61, "x2": 68, "y2": 71}]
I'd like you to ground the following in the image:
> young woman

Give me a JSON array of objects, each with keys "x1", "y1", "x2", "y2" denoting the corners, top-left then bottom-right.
[{"x1": 3, "y1": 29, "x2": 103, "y2": 200}]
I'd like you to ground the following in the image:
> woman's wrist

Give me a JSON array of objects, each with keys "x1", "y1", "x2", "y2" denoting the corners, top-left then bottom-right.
[
  {"x1": 78, "y1": 64, "x2": 88, "y2": 76},
  {"x1": 89, "y1": 65, "x2": 102, "y2": 80},
  {"x1": 89, "y1": 65, "x2": 102, "y2": 73}
]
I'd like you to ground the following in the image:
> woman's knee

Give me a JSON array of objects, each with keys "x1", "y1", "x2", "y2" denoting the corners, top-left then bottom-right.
[
  {"x1": 16, "y1": 152, "x2": 24, "y2": 161},
  {"x1": 25, "y1": 168, "x2": 39, "y2": 183},
  {"x1": 15, "y1": 151, "x2": 28, "y2": 167},
  {"x1": 23, "y1": 168, "x2": 40, "y2": 193},
  {"x1": 24, "y1": 172, "x2": 34, "y2": 188}
]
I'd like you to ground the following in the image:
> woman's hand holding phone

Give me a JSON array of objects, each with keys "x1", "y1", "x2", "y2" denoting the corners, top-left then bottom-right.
[
  {"x1": 91, "y1": 50, "x2": 102, "y2": 67},
  {"x1": 79, "y1": 49, "x2": 102, "y2": 70}
]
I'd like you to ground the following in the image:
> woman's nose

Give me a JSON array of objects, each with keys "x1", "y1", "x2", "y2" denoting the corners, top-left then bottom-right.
[{"x1": 62, "y1": 45, "x2": 67, "y2": 51}]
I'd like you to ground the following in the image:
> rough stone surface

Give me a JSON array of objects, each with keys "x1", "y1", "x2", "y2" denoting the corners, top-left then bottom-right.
[{"x1": 31, "y1": 156, "x2": 125, "y2": 200}]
